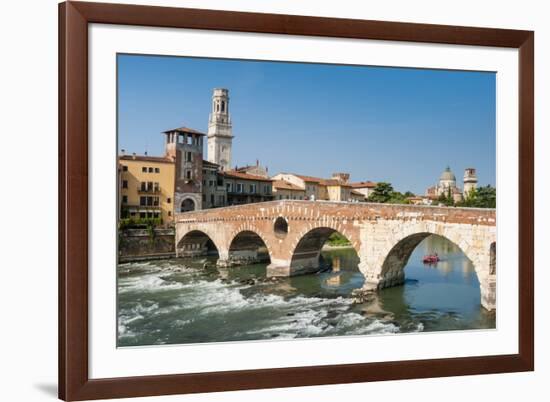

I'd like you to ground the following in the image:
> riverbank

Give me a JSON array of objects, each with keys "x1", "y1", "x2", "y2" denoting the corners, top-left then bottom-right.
[
  {"x1": 119, "y1": 252, "x2": 176, "y2": 263},
  {"x1": 119, "y1": 228, "x2": 175, "y2": 261},
  {"x1": 119, "y1": 243, "x2": 354, "y2": 262}
]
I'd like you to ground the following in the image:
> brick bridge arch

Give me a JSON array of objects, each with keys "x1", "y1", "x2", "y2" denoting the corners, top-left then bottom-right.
[
  {"x1": 224, "y1": 225, "x2": 273, "y2": 267},
  {"x1": 175, "y1": 200, "x2": 496, "y2": 310}
]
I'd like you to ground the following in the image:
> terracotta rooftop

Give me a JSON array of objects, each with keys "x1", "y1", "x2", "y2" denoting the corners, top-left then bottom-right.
[
  {"x1": 272, "y1": 180, "x2": 305, "y2": 191},
  {"x1": 293, "y1": 174, "x2": 324, "y2": 183},
  {"x1": 350, "y1": 181, "x2": 377, "y2": 189},
  {"x1": 119, "y1": 154, "x2": 174, "y2": 164},
  {"x1": 162, "y1": 126, "x2": 206, "y2": 136},
  {"x1": 222, "y1": 170, "x2": 273, "y2": 182},
  {"x1": 281, "y1": 173, "x2": 352, "y2": 187}
]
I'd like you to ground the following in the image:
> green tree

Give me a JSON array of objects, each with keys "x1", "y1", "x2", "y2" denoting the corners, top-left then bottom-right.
[
  {"x1": 388, "y1": 191, "x2": 408, "y2": 204},
  {"x1": 368, "y1": 182, "x2": 412, "y2": 204},
  {"x1": 476, "y1": 185, "x2": 496, "y2": 208},
  {"x1": 326, "y1": 232, "x2": 351, "y2": 246},
  {"x1": 459, "y1": 185, "x2": 496, "y2": 208},
  {"x1": 368, "y1": 182, "x2": 394, "y2": 203},
  {"x1": 437, "y1": 188, "x2": 454, "y2": 206}
]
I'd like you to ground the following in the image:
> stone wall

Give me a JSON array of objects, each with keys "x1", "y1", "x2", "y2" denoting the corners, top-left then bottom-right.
[{"x1": 119, "y1": 228, "x2": 175, "y2": 261}]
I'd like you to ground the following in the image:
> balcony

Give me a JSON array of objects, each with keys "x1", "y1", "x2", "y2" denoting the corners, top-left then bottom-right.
[{"x1": 137, "y1": 187, "x2": 161, "y2": 194}]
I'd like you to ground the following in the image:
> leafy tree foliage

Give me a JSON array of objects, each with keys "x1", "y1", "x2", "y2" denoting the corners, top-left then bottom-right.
[
  {"x1": 326, "y1": 232, "x2": 351, "y2": 246},
  {"x1": 457, "y1": 185, "x2": 496, "y2": 208},
  {"x1": 437, "y1": 187, "x2": 455, "y2": 206},
  {"x1": 368, "y1": 182, "x2": 394, "y2": 203},
  {"x1": 368, "y1": 182, "x2": 411, "y2": 204}
]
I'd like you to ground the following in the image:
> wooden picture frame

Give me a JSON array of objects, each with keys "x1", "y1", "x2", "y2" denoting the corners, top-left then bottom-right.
[{"x1": 59, "y1": 1, "x2": 534, "y2": 400}]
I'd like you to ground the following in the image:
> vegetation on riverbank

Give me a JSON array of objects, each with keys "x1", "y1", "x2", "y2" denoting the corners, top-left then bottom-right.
[
  {"x1": 325, "y1": 232, "x2": 351, "y2": 247},
  {"x1": 119, "y1": 217, "x2": 163, "y2": 230}
]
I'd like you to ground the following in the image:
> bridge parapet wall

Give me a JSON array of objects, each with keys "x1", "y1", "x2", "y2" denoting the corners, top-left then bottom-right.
[{"x1": 175, "y1": 200, "x2": 496, "y2": 227}]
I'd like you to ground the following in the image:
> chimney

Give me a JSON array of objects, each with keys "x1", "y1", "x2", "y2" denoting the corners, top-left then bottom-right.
[{"x1": 132, "y1": 152, "x2": 136, "y2": 160}]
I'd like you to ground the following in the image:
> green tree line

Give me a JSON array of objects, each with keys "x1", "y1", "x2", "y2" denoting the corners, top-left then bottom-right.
[
  {"x1": 366, "y1": 182, "x2": 414, "y2": 204},
  {"x1": 366, "y1": 182, "x2": 496, "y2": 208}
]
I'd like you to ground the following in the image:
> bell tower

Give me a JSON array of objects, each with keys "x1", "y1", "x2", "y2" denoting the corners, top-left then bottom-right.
[
  {"x1": 463, "y1": 168, "x2": 478, "y2": 196},
  {"x1": 207, "y1": 88, "x2": 233, "y2": 171}
]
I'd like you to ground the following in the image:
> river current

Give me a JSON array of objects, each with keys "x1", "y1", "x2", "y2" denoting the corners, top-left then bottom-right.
[{"x1": 117, "y1": 235, "x2": 495, "y2": 347}]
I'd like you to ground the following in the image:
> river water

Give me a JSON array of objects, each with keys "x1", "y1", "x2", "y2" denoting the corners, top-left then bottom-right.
[{"x1": 117, "y1": 235, "x2": 495, "y2": 347}]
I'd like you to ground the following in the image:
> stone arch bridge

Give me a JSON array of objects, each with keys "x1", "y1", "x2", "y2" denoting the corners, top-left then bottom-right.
[{"x1": 175, "y1": 200, "x2": 496, "y2": 310}]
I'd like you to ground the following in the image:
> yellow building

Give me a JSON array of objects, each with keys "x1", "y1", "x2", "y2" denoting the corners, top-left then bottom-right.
[{"x1": 119, "y1": 154, "x2": 175, "y2": 224}]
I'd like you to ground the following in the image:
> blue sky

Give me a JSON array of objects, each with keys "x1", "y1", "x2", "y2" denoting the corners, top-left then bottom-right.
[{"x1": 118, "y1": 54, "x2": 496, "y2": 194}]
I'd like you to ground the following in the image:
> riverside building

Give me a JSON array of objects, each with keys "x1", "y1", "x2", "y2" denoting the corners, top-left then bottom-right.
[
  {"x1": 118, "y1": 153, "x2": 175, "y2": 224},
  {"x1": 271, "y1": 172, "x2": 371, "y2": 202}
]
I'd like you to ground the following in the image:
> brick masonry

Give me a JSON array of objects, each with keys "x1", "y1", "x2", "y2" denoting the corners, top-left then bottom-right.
[{"x1": 175, "y1": 200, "x2": 497, "y2": 310}]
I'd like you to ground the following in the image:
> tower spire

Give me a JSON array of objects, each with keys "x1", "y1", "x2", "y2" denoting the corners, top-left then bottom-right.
[{"x1": 207, "y1": 88, "x2": 233, "y2": 171}]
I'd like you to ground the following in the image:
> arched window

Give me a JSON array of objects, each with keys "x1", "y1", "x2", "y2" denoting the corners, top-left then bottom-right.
[
  {"x1": 180, "y1": 198, "x2": 195, "y2": 212},
  {"x1": 274, "y1": 217, "x2": 288, "y2": 236}
]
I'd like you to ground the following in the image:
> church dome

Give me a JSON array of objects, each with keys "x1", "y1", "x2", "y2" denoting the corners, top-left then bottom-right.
[{"x1": 439, "y1": 166, "x2": 456, "y2": 182}]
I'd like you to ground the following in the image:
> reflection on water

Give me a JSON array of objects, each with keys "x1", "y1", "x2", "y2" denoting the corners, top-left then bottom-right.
[{"x1": 117, "y1": 235, "x2": 495, "y2": 347}]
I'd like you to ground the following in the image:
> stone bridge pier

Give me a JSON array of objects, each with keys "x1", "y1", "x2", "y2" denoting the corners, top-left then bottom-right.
[{"x1": 175, "y1": 200, "x2": 497, "y2": 311}]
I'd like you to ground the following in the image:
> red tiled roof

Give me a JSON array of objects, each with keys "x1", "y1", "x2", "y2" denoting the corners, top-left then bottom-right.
[
  {"x1": 119, "y1": 155, "x2": 174, "y2": 164},
  {"x1": 162, "y1": 126, "x2": 206, "y2": 136},
  {"x1": 293, "y1": 174, "x2": 324, "y2": 183},
  {"x1": 350, "y1": 181, "x2": 377, "y2": 189},
  {"x1": 272, "y1": 180, "x2": 305, "y2": 191},
  {"x1": 222, "y1": 170, "x2": 273, "y2": 182},
  {"x1": 282, "y1": 173, "x2": 350, "y2": 187},
  {"x1": 277, "y1": 173, "x2": 354, "y2": 187}
]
